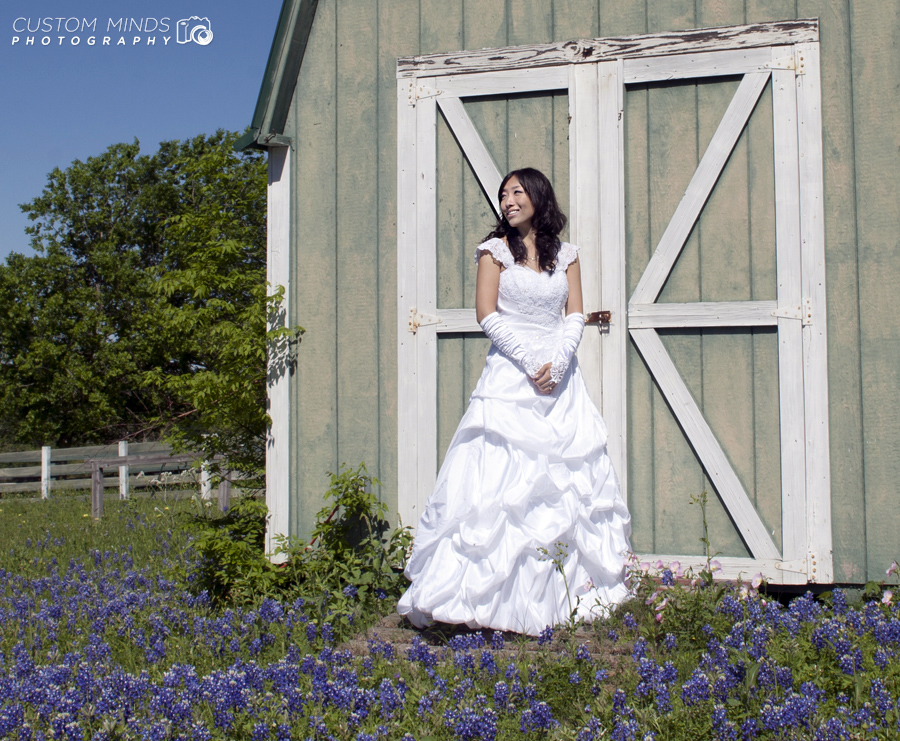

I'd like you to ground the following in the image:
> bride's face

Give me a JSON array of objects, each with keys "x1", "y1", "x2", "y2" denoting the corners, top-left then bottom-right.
[{"x1": 500, "y1": 176, "x2": 535, "y2": 234}]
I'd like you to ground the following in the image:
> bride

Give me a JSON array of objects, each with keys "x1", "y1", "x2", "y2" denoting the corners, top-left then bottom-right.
[{"x1": 397, "y1": 168, "x2": 632, "y2": 636}]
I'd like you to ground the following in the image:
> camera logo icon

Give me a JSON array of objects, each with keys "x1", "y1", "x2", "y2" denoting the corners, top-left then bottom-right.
[{"x1": 176, "y1": 17, "x2": 213, "y2": 45}]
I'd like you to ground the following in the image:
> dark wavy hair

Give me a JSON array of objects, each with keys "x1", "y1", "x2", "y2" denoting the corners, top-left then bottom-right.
[{"x1": 484, "y1": 167, "x2": 567, "y2": 273}]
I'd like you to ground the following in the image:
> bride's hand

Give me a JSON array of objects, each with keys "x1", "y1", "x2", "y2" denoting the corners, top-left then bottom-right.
[{"x1": 532, "y1": 363, "x2": 556, "y2": 394}]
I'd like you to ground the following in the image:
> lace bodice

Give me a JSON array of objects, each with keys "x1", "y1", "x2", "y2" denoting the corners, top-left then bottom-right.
[{"x1": 475, "y1": 237, "x2": 579, "y2": 367}]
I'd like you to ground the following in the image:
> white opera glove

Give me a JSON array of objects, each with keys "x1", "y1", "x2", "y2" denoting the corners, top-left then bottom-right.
[
  {"x1": 550, "y1": 312, "x2": 586, "y2": 384},
  {"x1": 479, "y1": 311, "x2": 542, "y2": 378}
]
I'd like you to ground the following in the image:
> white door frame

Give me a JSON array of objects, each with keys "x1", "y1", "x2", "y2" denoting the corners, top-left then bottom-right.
[{"x1": 396, "y1": 19, "x2": 831, "y2": 584}]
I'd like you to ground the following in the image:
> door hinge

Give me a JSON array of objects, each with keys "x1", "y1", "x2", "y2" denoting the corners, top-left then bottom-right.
[
  {"x1": 407, "y1": 83, "x2": 442, "y2": 106},
  {"x1": 774, "y1": 559, "x2": 807, "y2": 574},
  {"x1": 771, "y1": 299, "x2": 813, "y2": 325},
  {"x1": 764, "y1": 48, "x2": 806, "y2": 74},
  {"x1": 408, "y1": 308, "x2": 443, "y2": 333}
]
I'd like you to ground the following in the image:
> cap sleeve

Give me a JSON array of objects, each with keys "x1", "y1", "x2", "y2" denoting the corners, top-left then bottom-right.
[
  {"x1": 556, "y1": 242, "x2": 580, "y2": 270},
  {"x1": 474, "y1": 237, "x2": 514, "y2": 269}
]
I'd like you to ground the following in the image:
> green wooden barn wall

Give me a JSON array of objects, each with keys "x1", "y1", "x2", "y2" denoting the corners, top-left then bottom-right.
[{"x1": 275, "y1": 0, "x2": 899, "y2": 583}]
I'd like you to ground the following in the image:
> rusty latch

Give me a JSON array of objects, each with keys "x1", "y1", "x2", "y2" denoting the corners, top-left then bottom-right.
[{"x1": 585, "y1": 310, "x2": 611, "y2": 326}]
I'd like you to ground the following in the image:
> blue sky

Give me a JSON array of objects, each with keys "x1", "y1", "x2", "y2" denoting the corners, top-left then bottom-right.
[{"x1": 0, "y1": 1, "x2": 284, "y2": 261}]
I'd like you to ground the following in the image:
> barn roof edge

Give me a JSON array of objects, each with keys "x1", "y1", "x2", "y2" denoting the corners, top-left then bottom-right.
[{"x1": 235, "y1": 0, "x2": 318, "y2": 152}]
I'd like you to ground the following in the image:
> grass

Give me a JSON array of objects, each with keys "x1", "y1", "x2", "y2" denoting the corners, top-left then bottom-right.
[{"x1": 1, "y1": 492, "x2": 900, "y2": 740}]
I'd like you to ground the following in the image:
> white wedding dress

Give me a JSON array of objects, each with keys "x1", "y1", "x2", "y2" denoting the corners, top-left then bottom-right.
[{"x1": 397, "y1": 238, "x2": 632, "y2": 636}]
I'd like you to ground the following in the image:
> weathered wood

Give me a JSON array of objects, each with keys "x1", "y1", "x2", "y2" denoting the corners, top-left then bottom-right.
[
  {"x1": 630, "y1": 328, "x2": 780, "y2": 559},
  {"x1": 570, "y1": 62, "x2": 602, "y2": 410},
  {"x1": 795, "y1": 40, "x2": 833, "y2": 584},
  {"x1": 772, "y1": 59, "x2": 807, "y2": 585},
  {"x1": 848, "y1": 0, "x2": 900, "y2": 582},
  {"x1": 336, "y1": 0, "x2": 380, "y2": 475},
  {"x1": 41, "y1": 446, "x2": 51, "y2": 499},
  {"x1": 631, "y1": 71, "x2": 769, "y2": 304},
  {"x1": 375, "y1": 0, "x2": 417, "y2": 523},
  {"x1": 289, "y1": 0, "x2": 337, "y2": 540},
  {"x1": 627, "y1": 300, "x2": 780, "y2": 327},
  {"x1": 418, "y1": 67, "x2": 567, "y2": 98},
  {"x1": 0, "y1": 473, "x2": 200, "y2": 495},
  {"x1": 0, "y1": 440, "x2": 167, "y2": 465},
  {"x1": 217, "y1": 475, "x2": 232, "y2": 511},
  {"x1": 396, "y1": 76, "x2": 419, "y2": 529},
  {"x1": 796, "y1": 0, "x2": 863, "y2": 584},
  {"x1": 623, "y1": 46, "x2": 773, "y2": 84},
  {"x1": 597, "y1": 59, "x2": 628, "y2": 498},
  {"x1": 266, "y1": 145, "x2": 291, "y2": 556},
  {"x1": 118, "y1": 440, "x2": 129, "y2": 500},
  {"x1": 436, "y1": 97, "x2": 502, "y2": 216},
  {"x1": 398, "y1": 19, "x2": 818, "y2": 77},
  {"x1": 635, "y1": 553, "x2": 798, "y2": 583},
  {"x1": 415, "y1": 97, "x2": 439, "y2": 511},
  {"x1": 694, "y1": 4, "x2": 758, "y2": 560},
  {"x1": 91, "y1": 464, "x2": 104, "y2": 519}
]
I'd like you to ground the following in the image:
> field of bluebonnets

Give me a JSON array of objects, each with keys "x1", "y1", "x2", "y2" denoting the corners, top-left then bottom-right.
[{"x1": 1, "y1": 469, "x2": 900, "y2": 740}]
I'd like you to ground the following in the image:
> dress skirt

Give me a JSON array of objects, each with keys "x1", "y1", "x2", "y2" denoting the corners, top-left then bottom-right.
[{"x1": 397, "y1": 346, "x2": 632, "y2": 636}]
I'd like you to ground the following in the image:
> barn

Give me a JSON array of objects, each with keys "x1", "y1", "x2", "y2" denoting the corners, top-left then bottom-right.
[{"x1": 237, "y1": 0, "x2": 900, "y2": 587}]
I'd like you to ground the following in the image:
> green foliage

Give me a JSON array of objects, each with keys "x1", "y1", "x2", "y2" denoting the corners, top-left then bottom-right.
[
  {"x1": 185, "y1": 463, "x2": 412, "y2": 641},
  {"x1": 184, "y1": 494, "x2": 280, "y2": 605},
  {"x1": 0, "y1": 131, "x2": 302, "y2": 474}
]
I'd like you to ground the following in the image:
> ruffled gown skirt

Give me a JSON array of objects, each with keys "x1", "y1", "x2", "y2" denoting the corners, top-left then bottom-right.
[{"x1": 397, "y1": 347, "x2": 632, "y2": 636}]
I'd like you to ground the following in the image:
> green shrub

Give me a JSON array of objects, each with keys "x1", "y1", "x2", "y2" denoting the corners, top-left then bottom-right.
[{"x1": 185, "y1": 463, "x2": 412, "y2": 640}]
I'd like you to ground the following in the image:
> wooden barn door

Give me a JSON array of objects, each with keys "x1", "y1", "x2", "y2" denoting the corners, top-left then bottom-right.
[
  {"x1": 601, "y1": 43, "x2": 832, "y2": 584},
  {"x1": 397, "y1": 21, "x2": 831, "y2": 586},
  {"x1": 396, "y1": 65, "x2": 580, "y2": 528}
]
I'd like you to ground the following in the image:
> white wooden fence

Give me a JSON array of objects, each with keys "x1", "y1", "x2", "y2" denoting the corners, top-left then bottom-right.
[{"x1": 0, "y1": 442, "x2": 232, "y2": 516}]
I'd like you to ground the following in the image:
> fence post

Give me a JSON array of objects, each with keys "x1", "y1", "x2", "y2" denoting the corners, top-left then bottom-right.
[
  {"x1": 200, "y1": 462, "x2": 212, "y2": 500},
  {"x1": 91, "y1": 462, "x2": 104, "y2": 519},
  {"x1": 217, "y1": 472, "x2": 231, "y2": 511},
  {"x1": 41, "y1": 446, "x2": 51, "y2": 499},
  {"x1": 118, "y1": 440, "x2": 129, "y2": 500}
]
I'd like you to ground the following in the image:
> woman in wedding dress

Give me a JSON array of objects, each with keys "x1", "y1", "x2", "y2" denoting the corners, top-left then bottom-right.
[{"x1": 397, "y1": 168, "x2": 632, "y2": 636}]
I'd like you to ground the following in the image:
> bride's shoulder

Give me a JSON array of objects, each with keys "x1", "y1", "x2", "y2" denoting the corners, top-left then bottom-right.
[
  {"x1": 474, "y1": 237, "x2": 513, "y2": 268},
  {"x1": 556, "y1": 242, "x2": 580, "y2": 270}
]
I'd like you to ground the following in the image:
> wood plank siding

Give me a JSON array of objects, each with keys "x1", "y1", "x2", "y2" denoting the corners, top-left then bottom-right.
[{"x1": 272, "y1": 0, "x2": 898, "y2": 583}]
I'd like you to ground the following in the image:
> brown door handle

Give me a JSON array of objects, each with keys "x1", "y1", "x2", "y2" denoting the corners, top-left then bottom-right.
[{"x1": 585, "y1": 310, "x2": 611, "y2": 326}]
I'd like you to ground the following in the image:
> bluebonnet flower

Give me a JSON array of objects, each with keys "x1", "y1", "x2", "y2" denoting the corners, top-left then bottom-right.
[
  {"x1": 632, "y1": 637, "x2": 648, "y2": 662},
  {"x1": 321, "y1": 623, "x2": 335, "y2": 645},
  {"x1": 740, "y1": 718, "x2": 759, "y2": 740},
  {"x1": 519, "y1": 700, "x2": 557, "y2": 733},
  {"x1": 343, "y1": 585, "x2": 358, "y2": 599},
  {"x1": 258, "y1": 598, "x2": 284, "y2": 623},
  {"x1": 623, "y1": 613, "x2": 637, "y2": 630},
  {"x1": 493, "y1": 681, "x2": 509, "y2": 711},
  {"x1": 712, "y1": 705, "x2": 738, "y2": 740},
  {"x1": 443, "y1": 704, "x2": 498, "y2": 741},
  {"x1": 407, "y1": 636, "x2": 438, "y2": 668},
  {"x1": 490, "y1": 632, "x2": 504, "y2": 651},
  {"x1": 569, "y1": 671, "x2": 581, "y2": 685},
  {"x1": 661, "y1": 568, "x2": 675, "y2": 586},
  {"x1": 576, "y1": 643, "x2": 592, "y2": 661},
  {"x1": 479, "y1": 650, "x2": 497, "y2": 676},
  {"x1": 663, "y1": 633, "x2": 677, "y2": 651},
  {"x1": 537, "y1": 626, "x2": 553, "y2": 645},
  {"x1": 680, "y1": 668, "x2": 710, "y2": 706},
  {"x1": 607, "y1": 629, "x2": 619, "y2": 642},
  {"x1": 869, "y1": 678, "x2": 893, "y2": 717},
  {"x1": 576, "y1": 717, "x2": 603, "y2": 741}
]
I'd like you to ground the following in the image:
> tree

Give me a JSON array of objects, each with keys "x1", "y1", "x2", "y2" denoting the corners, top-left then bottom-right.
[{"x1": 0, "y1": 131, "x2": 299, "y2": 473}]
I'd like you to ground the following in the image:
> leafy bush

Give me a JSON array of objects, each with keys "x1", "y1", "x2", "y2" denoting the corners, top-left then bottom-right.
[{"x1": 185, "y1": 463, "x2": 412, "y2": 640}]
